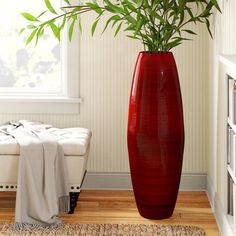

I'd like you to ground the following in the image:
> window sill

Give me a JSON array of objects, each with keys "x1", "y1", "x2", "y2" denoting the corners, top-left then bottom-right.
[{"x1": 0, "y1": 97, "x2": 82, "y2": 114}]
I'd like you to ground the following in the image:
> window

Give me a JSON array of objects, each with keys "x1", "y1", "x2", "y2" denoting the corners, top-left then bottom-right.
[{"x1": 0, "y1": 0, "x2": 81, "y2": 113}]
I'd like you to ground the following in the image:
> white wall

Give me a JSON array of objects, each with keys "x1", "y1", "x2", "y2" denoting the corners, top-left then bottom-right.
[
  {"x1": 207, "y1": 0, "x2": 236, "y2": 235},
  {"x1": 208, "y1": 0, "x2": 236, "y2": 201},
  {"x1": 0, "y1": 10, "x2": 209, "y2": 175}
]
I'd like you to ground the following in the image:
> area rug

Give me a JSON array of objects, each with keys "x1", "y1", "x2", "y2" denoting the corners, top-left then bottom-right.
[{"x1": 0, "y1": 223, "x2": 206, "y2": 236}]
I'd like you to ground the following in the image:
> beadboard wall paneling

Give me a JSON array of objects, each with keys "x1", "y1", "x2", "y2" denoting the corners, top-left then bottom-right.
[
  {"x1": 0, "y1": 11, "x2": 208, "y2": 173},
  {"x1": 173, "y1": 23, "x2": 208, "y2": 173}
]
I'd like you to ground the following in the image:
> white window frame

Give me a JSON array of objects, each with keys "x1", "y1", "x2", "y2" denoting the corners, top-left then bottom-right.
[{"x1": 0, "y1": 1, "x2": 82, "y2": 114}]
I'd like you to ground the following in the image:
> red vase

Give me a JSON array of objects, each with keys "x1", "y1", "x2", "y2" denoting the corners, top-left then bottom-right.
[{"x1": 127, "y1": 52, "x2": 184, "y2": 219}]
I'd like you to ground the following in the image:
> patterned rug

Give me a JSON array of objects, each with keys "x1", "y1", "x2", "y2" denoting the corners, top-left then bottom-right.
[{"x1": 0, "y1": 223, "x2": 206, "y2": 236}]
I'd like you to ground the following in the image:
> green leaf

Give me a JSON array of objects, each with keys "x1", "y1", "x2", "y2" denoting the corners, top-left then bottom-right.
[
  {"x1": 104, "y1": 0, "x2": 125, "y2": 14},
  {"x1": 59, "y1": 15, "x2": 67, "y2": 30},
  {"x1": 102, "y1": 15, "x2": 120, "y2": 33},
  {"x1": 186, "y1": 6, "x2": 196, "y2": 23},
  {"x1": 183, "y1": 29, "x2": 197, "y2": 35},
  {"x1": 178, "y1": 11, "x2": 185, "y2": 27},
  {"x1": 146, "y1": 9, "x2": 165, "y2": 24},
  {"x1": 21, "y1": 13, "x2": 39, "y2": 22},
  {"x1": 37, "y1": 10, "x2": 47, "y2": 18},
  {"x1": 26, "y1": 29, "x2": 38, "y2": 45},
  {"x1": 68, "y1": 18, "x2": 76, "y2": 41},
  {"x1": 19, "y1": 28, "x2": 25, "y2": 35},
  {"x1": 210, "y1": 0, "x2": 221, "y2": 12},
  {"x1": 175, "y1": 27, "x2": 181, "y2": 36},
  {"x1": 86, "y1": 2, "x2": 103, "y2": 15},
  {"x1": 50, "y1": 22, "x2": 60, "y2": 40},
  {"x1": 178, "y1": 0, "x2": 187, "y2": 11},
  {"x1": 68, "y1": 6, "x2": 83, "y2": 17},
  {"x1": 63, "y1": 0, "x2": 71, "y2": 5},
  {"x1": 35, "y1": 27, "x2": 44, "y2": 45},
  {"x1": 166, "y1": 37, "x2": 183, "y2": 50},
  {"x1": 134, "y1": 18, "x2": 143, "y2": 36},
  {"x1": 124, "y1": 15, "x2": 136, "y2": 25},
  {"x1": 205, "y1": 18, "x2": 213, "y2": 38},
  {"x1": 27, "y1": 24, "x2": 37, "y2": 29},
  {"x1": 91, "y1": 19, "x2": 99, "y2": 36},
  {"x1": 126, "y1": 34, "x2": 139, "y2": 40},
  {"x1": 44, "y1": 0, "x2": 57, "y2": 14},
  {"x1": 201, "y1": 7, "x2": 211, "y2": 18},
  {"x1": 123, "y1": 0, "x2": 136, "y2": 11},
  {"x1": 112, "y1": 16, "x2": 121, "y2": 28},
  {"x1": 124, "y1": 23, "x2": 135, "y2": 32},
  {"x1": 114, "y1": 22, "x2": 122, "y2": 36},
  {"x1": 78, "y1": 20, "x2": 82, "y2": 33}
]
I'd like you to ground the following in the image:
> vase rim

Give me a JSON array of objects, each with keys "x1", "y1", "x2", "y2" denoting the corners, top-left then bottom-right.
[{"x1": 139, "y1": 51, "x2": 173, "y2": 54}]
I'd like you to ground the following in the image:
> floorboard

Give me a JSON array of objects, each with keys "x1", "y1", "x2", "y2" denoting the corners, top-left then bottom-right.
[{"x1": 0, "y1": 190, "x2": 220, "y2": 235}]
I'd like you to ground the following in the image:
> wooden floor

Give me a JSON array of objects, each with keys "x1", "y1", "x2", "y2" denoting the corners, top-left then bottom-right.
[{"x1": 0, "y1": 190, "x2": 219, "y2": 235}]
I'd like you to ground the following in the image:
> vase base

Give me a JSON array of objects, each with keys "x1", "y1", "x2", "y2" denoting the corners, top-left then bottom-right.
[{"x1": 137, "y1": 203, "x2": 174, "y2": 219}]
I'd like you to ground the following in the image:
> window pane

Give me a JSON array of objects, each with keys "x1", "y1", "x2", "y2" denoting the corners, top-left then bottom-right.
[{"x1": 0, "y1": 0, "x2": 62, "y2": 94}]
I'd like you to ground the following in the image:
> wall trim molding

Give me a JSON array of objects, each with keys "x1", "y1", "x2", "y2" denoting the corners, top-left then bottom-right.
[
  {"x1": 206, "y1": 176, "x2": 235, "y2": 236},
  {"x1": 83, "y1": 172, "x2": 207, "y2": 191},
  {"x1": 213, "y1": 193, "x2": 235, "y2": 236},
  {"x1": 206, "y1": 175, "x2": 216, "y2": 211}
]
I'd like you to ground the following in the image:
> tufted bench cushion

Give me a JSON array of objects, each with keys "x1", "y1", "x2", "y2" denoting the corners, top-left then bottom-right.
[
  {"x1": 0, "y1": 127, "x2": 91, "y2": 156},
  {"x1": 0, "y1": 125, "x2": 92, "y2": 191}
]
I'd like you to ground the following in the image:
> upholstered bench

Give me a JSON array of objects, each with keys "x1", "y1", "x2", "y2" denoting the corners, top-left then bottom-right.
[{"x1": 0, "y1": 126, "x2": 92, "y2": 214}]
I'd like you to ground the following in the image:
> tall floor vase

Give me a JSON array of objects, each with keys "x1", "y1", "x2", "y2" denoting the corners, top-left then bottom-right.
[{"x1": 127, "y1": 52, "x2": 185, "y2": 219}]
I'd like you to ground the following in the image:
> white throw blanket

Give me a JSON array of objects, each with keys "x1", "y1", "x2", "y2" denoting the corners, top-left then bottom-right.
[{"x1": 0, "y1": 120, "x2": 69, "y2": 226}]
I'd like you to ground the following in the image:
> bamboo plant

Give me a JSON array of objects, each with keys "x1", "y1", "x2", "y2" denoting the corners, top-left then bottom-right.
[{"x1": 21, "y1": 0, "x2": 221, "y2": 51}]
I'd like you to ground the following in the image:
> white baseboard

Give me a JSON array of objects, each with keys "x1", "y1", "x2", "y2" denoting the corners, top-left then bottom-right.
[
  {"x1": 214, "y1": 193, "x2": 235, "y2": 236},
  {"x1": 83, "y1": 172, "x2": 132, "y2": 190},
  {"x1": 206, "y1": 176, "x2": 235, "y2": 236},
  {"x1": 83, "y1": 172, "x2": 207, "y2": 190}
]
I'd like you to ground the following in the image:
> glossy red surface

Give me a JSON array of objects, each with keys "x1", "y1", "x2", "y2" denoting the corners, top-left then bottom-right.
[{"x1": 127, "y1": 52, "x2": 185, "y2": 219}]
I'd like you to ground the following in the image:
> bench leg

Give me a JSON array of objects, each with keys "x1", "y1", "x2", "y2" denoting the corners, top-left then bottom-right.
[
  {"x1": 68, "y1": 170, "x2": 87, "y2": 214},
  {"x1": 68, "y1": 192, "x2": 80, "y2": 214}
]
